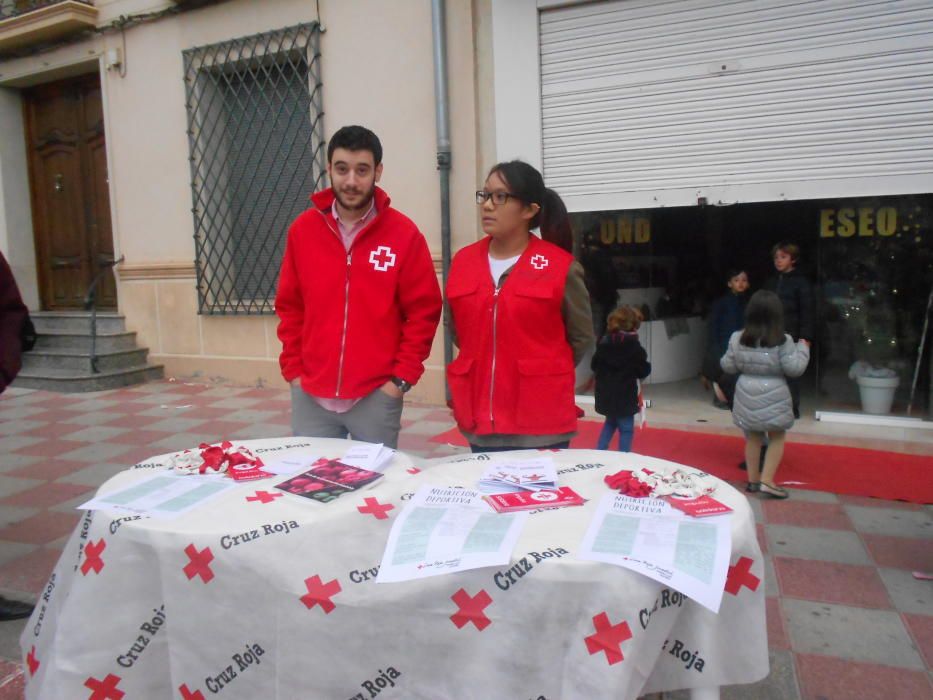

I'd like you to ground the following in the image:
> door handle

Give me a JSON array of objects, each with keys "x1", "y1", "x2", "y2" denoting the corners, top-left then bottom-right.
[{"x1": 51, "y1": 256, "x2": 82, "y2": 269}]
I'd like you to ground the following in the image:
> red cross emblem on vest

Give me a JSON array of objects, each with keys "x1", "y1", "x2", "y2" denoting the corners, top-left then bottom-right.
[
  {"x1": 530, "y1": 254, "x2": 549, "y2": 270},
  {"x1": 369, "y1": 245, "x2": 396, "y2": 271}
]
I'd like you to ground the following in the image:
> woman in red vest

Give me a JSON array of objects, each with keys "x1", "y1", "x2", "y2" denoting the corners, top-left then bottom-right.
[{"x1": 446, "y1": 161, "x2": 594, "y2": 451}]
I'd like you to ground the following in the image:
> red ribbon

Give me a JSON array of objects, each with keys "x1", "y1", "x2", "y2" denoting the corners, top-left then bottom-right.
[
  {"x1": 197, "y1": 440, "x2": 266, "y2": 478},
  {"x1": 604, "y1": 469, "x2": 653, "y2": 498}
]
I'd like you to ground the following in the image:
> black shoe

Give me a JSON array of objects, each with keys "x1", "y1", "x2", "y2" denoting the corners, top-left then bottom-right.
[
  {"x1": 745, "y1": 482, "x2": 760, "y2": 493},
  {"x1": 738, "y1": 461, "x2": 747, "y2": 470},
  {"x1": 0, "y1": 596, "x2": 34, "y2": 621},
  {"x1": 712, "y1": 398, "x2": 730, "y2": 410},
  {"x1": 793, "y1": 408, "x2": 800, "y2": 419}
]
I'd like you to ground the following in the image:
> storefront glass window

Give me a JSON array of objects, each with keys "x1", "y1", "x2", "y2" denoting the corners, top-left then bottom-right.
[{"x1": 571, "y1": 194, "x2": 932, "y2": 421}]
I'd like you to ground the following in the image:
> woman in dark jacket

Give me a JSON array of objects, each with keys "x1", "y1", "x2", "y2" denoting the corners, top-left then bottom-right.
[
  {"x1": 591, "y1": 305, "x2": 651, "y2": 451},
  {"x1": 763, "y1": 241, "x2": 813, "y2": 418},
  {"x1": 0, "y1": 251, "x2": 28, "y2": 394},
  {"x1": 703, "y1": 269, "x2": 750, "y2": 408}
]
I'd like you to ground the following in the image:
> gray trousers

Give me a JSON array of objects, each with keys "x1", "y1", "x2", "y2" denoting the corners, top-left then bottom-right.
[{"x1": 290, "y1": 386, "x2": 404, "y2": 449}]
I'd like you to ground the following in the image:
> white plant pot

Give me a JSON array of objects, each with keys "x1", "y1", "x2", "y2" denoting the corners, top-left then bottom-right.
[{"x1": 855, "y1": 375, "x2": 900, "y2": 415}]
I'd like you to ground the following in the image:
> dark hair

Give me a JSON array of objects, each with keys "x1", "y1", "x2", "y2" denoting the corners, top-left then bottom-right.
[
  {"x1": 607, "y1": 305, "x2": 643, "y2": 333},
  {"x1": 770, "y1": 241, "x2": 800, "y2": 263},
  {"x1": 327, "y1": 125, "x2": 383, "y2": 165},
  {"x1": 487, "y1": 160, "x2": 573, "y2": 253},
  {"x1": 740, "y1": 290, "x2": 785, "y2": 348},
  {"x1": 725, "y1": 268, "x2": 747, "y2": 283}
]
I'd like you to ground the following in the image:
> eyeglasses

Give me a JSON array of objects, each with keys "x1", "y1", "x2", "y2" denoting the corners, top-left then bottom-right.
[{"x1": 475, "y1": 190, "x2": 521, "y2": 206}]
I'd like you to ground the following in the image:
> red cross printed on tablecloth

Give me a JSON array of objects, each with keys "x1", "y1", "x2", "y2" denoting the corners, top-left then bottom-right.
[
  {"x1": 585, "y1": 612, "x2": 632, "y2": 665},
  {"x1": 84, "y1": 673, "x2": 124, "y2": 700},
  {"x1": 179, "y1": 683, "x2": 205, "y2": 700},
  {"x1": 246, "y1": 490, "x2": 283, "y2": 504},
  {"x1": 26, "y1": 646, "x2": 39, "y2": 676},
  {"x1": 301, "y1": 575, "x2": 341, "y2": 613},
  {"x1": 530, "y1": 254, "x2": 549, "y2": 270},
  {"x1": 81, "y1": 538, "x2": 106, "y2": 576},
  {"x1": 183, "y1": 544, "x2": 215, "y2": 583},
  {"x1": 369, "y1": 245, "x2": 397, "y2": 271},
  {"x1": 357, "y1": 497, "x2": 395, "y2": 520},
  {"x1": 725, "y1": 556, "x2": 760, "y2": 595},
  {"x1": 450, "y1": 588, "x2": 492, "y2": 630},
  {"x1": 406, "y1": 467, "x2": 421, "y2": 474}
]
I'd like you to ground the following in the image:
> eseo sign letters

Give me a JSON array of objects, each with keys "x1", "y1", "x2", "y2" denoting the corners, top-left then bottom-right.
[
  {"x1": 820, "y1": 206, "x2": 898, "y2": 238},
  {"x1": 600, "y1": 215, "x2": 651, "y2": 245}
]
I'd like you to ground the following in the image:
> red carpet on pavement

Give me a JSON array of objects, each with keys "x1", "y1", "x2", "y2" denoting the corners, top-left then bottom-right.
[{"x1": 430, "y1": 421, "x2": 933, "y2": 504}]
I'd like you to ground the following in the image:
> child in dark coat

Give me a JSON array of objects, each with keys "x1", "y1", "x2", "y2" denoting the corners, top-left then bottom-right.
[{"x1": 591, "y1": 306, "x2": 651, "y2": 451}]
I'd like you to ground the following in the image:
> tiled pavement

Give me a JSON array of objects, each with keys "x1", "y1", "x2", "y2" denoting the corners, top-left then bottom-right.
[{"x1": 0, "y1": 379, "x2": 930, "y2": 699}]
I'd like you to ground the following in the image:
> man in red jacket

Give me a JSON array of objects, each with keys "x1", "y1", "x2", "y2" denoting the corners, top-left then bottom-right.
[{"x1": 275, "y1": 125, "x2": 441, "y2": 448}]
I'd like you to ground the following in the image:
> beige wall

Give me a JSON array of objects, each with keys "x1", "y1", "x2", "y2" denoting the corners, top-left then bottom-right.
[{"x1": 0, "y1": 0, "x2": 481, "y2": 402}]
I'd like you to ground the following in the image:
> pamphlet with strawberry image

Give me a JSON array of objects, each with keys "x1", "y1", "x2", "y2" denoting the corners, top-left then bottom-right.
[{"x1": 274, "y1": 458, "x2": 383, "y2": 504}]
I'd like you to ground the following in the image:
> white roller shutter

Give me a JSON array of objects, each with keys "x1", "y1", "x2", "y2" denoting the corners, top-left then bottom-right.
[{"x1": 539, "y1": 0, "x2": 933, "y2": 211}]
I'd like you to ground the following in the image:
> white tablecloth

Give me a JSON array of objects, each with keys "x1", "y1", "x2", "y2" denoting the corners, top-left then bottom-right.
[{"x1": 20, "y1": 438, "x2": 768, "y2": 699}]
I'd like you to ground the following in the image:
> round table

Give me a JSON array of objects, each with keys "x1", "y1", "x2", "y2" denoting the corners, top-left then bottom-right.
[{"x1": 20, "y1": 438, "x2": 768, "y2": 699}]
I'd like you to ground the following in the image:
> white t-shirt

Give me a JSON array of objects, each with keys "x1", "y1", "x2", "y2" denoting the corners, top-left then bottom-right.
[{"x1": 488, "y1": 254, "x2": 521, "y2": 288}]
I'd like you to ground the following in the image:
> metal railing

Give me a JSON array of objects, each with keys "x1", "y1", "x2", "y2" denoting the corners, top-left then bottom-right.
[
  {"x1": 0, "y1": 1, "x2": 93, "y2": 20},
  {"x1": 83, "y1": 255, "x2": 123, "y2": 374}
]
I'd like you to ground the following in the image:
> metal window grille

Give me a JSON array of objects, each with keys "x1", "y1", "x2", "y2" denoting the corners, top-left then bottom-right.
[{"x1": 183, "y1": 22, "x2": 325, "y2": 315}]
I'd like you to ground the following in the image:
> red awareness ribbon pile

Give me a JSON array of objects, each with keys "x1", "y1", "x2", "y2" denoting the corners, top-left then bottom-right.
[
  {"x1": 604, "y1": 468, "x2": 654, "y2": 498},
  {"x1": 197, "y1": 441, "x2": 269, "y2": 481}
]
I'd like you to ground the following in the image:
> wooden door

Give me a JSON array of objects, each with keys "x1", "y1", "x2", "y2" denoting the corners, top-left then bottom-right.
[{"x1": 24, "y1": 74, "x2": 116, "y2": 311}]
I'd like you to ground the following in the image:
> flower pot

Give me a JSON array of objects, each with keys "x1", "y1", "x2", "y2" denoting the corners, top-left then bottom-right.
[{"x1": 855, "y1": 375, "x2": 899, "y2": 415}]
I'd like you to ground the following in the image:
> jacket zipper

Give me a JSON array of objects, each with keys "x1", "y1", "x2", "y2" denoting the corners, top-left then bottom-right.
[
  {"x1": 489, "y1": 286, "x2": 501, "y2": 428},
  {"x1": 336, "y1": 251, "x2": 352, "y2": 397},
  {"x1": 320, "y1": 204, "x2": 381, "y2": 398}
]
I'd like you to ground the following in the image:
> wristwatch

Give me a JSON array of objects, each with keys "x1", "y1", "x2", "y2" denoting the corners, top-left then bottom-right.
[{"x1": 391, "y1": 376, "x2": 412, "y2": 393}]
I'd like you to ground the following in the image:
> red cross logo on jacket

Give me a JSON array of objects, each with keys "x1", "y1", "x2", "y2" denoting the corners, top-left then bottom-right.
[
  {"x1": 369, "y1": 245, "x2": 396, "y2": 271},
  {"x1": 530, "y1": 253, "x2": 549, "y2": 270}
]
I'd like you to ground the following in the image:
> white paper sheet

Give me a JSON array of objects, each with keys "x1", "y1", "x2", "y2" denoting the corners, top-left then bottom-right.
[
  {"x1": 260, "y1": 454, "x2": 322, "y2": 476},
  {"x1": 578, "y1": 494, "x2": 732, "y2": 613},
  {"x1": 78, "y1": 471, "x2": 238, "y2": 519},
  {"x1": 341, "y1": 443, "x2": 396, "y2": 473},
  {"x1": 477, "y1": 456, "x2": 558, "y2": 493},
  {"x1": 376, "y1": 485, "x2": 529, "y2": 583}
]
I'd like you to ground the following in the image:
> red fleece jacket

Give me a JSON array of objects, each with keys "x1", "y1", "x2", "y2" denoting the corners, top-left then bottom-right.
[{"x1": 275, "y1": 187, "x2": 442, "y2": 399}]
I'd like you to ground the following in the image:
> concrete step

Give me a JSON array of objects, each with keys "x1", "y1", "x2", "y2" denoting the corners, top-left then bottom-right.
[
  {"x1": 30, "y1": 311, "x2": 126, "y2": 334},
  {"x1": 33, "y1": 330, "x2": 140, "y2": 353},
  {"x1": 21, "y1": 348, "x2": 150, "y2": 373},
  {"x1": 12, "y1": 364, "x2": 165, "y2": 393}
]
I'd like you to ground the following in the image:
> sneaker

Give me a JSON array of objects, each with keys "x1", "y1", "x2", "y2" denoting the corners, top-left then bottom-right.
[{"x1": 760, "y1": 482, "x2": 789, "y2": 499}]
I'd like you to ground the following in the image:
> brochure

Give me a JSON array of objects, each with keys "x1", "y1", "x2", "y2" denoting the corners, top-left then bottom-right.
[
  {"x1": 477, "y1": 457, "x2": 558, "y2": 493},
  {"x1": 666, "y1": 495, "x2": 733, "y2": 518},
  {"x1": 274, "y1": 459, "x2": 383, "y2": 504},
  {"x1": 484, "y1": 486, "x2": 585, "y2": 513},
  {"x1": 376, "y1": 485, "x2": 528, "y2": 583}
]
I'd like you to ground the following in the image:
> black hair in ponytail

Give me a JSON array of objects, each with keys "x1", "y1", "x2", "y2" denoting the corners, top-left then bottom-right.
[{"x1": 487, "y1": 160, "x2": 574, "y2": 253}]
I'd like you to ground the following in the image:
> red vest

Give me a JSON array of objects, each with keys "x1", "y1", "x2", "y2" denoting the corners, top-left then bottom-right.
[{"x1": 446, "y1": 236, "x2": 577, "y2": 436}]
